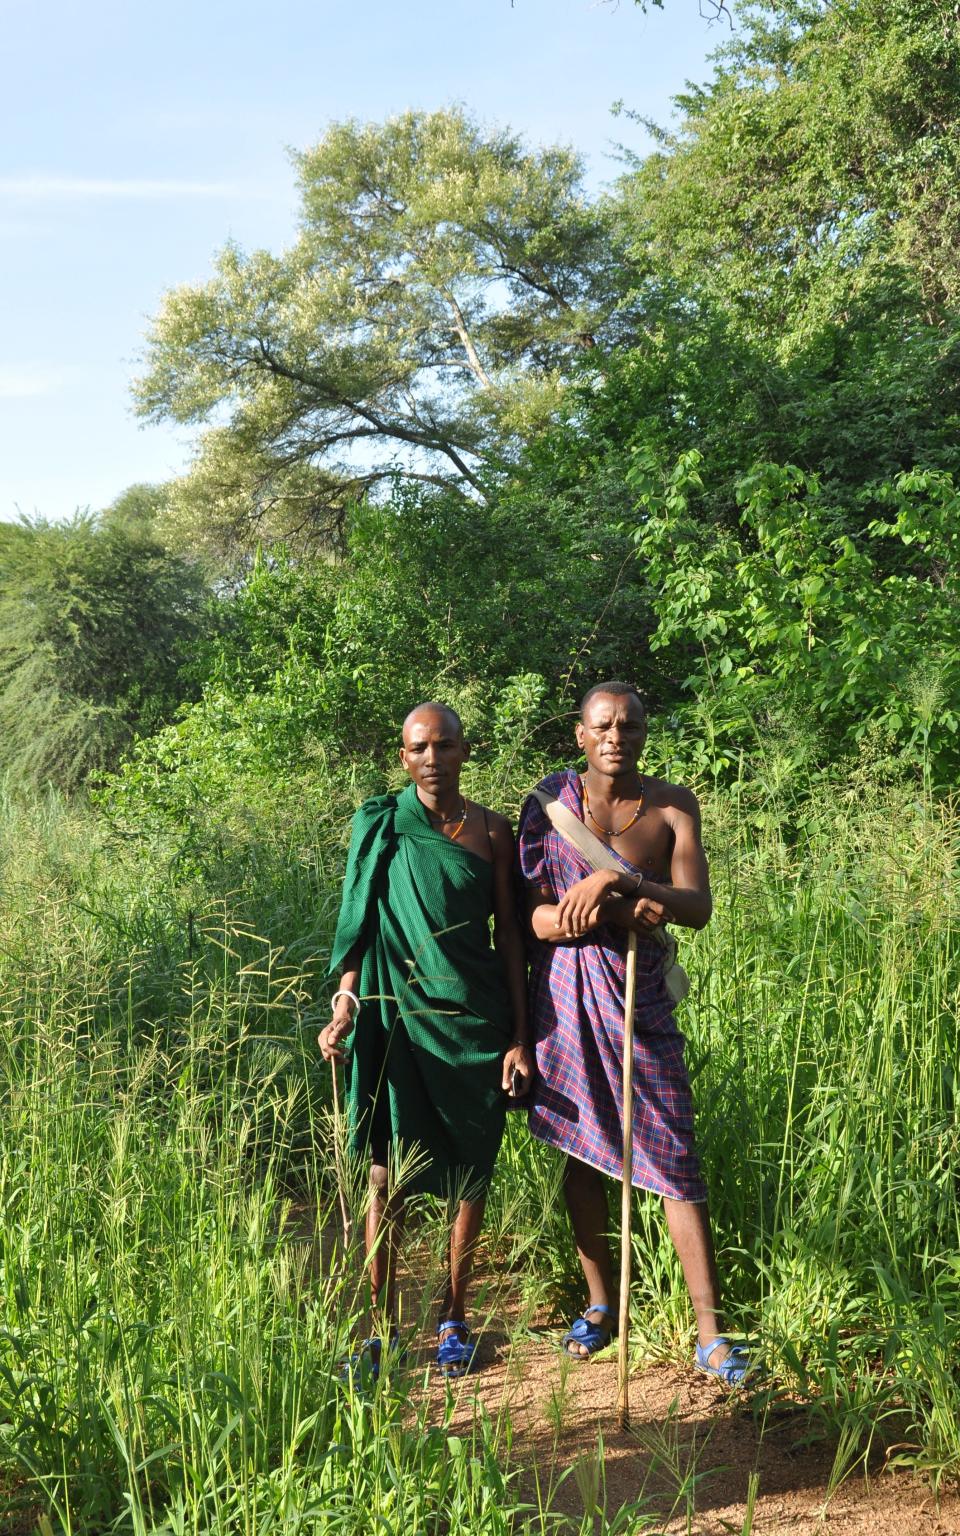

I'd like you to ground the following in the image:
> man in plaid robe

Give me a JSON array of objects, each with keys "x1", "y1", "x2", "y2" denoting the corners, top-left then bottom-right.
[{"x1": 517, "y1": 682, "x2": 748, "y2": 1383}]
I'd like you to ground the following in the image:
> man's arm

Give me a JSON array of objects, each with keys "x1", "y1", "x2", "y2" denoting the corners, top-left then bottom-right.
[
  {"x1": 527, "y1": 874, "x2": 620, "y2": 942},
  {"x1": 526, "y1": 789, "x2": 711, "y2": 939},
  {"x1": 490, "y1": 816, "x2": 534, "y2": 1096},
  {"x1": 602, "y1": 788, "x2": 712, "y2": 933},
  {"x1": 318, "y1": 942, "x2": 362, "y2": 1063}
]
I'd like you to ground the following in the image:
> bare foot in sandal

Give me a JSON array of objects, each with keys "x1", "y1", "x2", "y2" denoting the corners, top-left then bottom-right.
[{"x1": 562, "y1": 1302, "x2": 616, "y2": 1359}]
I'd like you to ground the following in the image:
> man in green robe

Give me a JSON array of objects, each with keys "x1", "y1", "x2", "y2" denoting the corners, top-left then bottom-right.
[{"x1": 319, "y1": 702, "x2": 532, "y2": 1377}]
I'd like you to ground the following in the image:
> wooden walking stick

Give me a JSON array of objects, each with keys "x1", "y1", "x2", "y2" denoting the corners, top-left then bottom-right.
[
  {"x1": 330, "y1": 1057, "x2": 353, "y2": 1252},
  {"x1": 617, "y1": 930, "x2": 639, "y2": 1431}
]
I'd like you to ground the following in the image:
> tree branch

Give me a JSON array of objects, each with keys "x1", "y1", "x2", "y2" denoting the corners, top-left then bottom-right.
[
  {"x1": 251, "y1": 344, "x2": 489, "y2": 494},
  {"x1": 491, "y1": 258, "x2": 597, "y2": 348},
  {"x1": 442, "y1": 290, "x2": 494, "y2": 388}
]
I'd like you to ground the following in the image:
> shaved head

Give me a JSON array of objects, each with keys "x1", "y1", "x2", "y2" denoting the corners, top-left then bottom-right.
[
  {"x1": 580, "y1": 681, "x2": 645, "y2": 721},
  {"x1": 401, "y1": 701, "x2": 464, "y2": 744}
]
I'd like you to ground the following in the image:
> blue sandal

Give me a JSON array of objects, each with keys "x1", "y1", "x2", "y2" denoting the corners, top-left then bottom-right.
[
  {"x1": 339, "y1": 1331, "x2": 404, "y2": 1388},
  {"x1": 694, "y1": 1336, "x2": 752, "y2": 1388},
  {"x1": 561, "y1": 1303, "x2": 616, "y2": 1359},
  {"x1": 436, "y1": 1319, "x2": 478, "y2": 1378}
]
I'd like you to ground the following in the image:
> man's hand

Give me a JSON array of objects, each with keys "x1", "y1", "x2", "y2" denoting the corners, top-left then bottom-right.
[
  {"x1": 318, "y1": 1000, "x2": 356, "y2": 1064},
  {"x1": 632, "y1": 896, "x2": 673, "y2": 929},
  {"x1": 554, "y1": 871, "x2": 623, "y2": 936},
  {"x1": 502, "y1": 1042, "x2": 534, "y2": 1098}
]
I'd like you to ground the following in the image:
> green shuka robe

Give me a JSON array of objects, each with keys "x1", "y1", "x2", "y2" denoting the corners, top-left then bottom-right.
[{"x1": 329, "y1": 783, "x2": 511, "y2": 1197}]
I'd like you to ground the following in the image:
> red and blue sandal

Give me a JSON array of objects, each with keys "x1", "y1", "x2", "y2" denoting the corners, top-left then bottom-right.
[{"x1": 436, "y1": 1319, "x2": 478, "y2": 1378}]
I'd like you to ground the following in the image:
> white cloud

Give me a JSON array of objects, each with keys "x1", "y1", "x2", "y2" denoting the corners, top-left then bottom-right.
[{"x1": 0, "y1": 176, "x2": 247, "y2": 200}]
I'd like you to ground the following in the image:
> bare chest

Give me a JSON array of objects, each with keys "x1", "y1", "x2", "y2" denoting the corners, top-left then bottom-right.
[
  {"x1": 435, "y1": 804, "x2": 494, "y2": 866},
  {"x1": 581, "y1": 800, "x2": 674, "y2": 879}
]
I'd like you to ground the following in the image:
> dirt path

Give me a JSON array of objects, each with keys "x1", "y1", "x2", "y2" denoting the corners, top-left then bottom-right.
[
  {"x1": 316, "y1": 1204, "x2": 960, "y2": 1534},
  {"x1": 412, "y1": 1313, "x2": 960, "y2": 1535}
]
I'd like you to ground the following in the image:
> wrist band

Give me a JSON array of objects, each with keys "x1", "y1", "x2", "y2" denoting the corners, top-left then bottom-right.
[{"x1": 331, "y1": 988, "x2": 360, "y2": 1014}]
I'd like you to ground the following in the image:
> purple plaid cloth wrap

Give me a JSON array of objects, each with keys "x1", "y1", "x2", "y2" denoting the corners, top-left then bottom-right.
[{"x1": 517, "y1": 769, "x2": 708, "y2": 1203}]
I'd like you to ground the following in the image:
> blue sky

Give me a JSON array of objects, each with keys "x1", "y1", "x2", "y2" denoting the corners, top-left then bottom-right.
[{"x1": 2, "y1": 1, "x2": 726, "y2": 523}]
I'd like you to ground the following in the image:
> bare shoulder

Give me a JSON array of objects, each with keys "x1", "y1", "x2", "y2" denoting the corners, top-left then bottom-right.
[
  {"x1": 645, "y1": 776, "x2": 701, "y2": 825},
  {"x1": 481, "y1": 807, "x2": 516, "y2": 848},
  {"x1": 473, "y1": 804, "x2": 516, "y2": 854}
]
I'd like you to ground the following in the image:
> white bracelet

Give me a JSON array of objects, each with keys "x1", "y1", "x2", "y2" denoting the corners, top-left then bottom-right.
[{"x1": 331, "y1": 988, "x2": 360, "y2": 1015}]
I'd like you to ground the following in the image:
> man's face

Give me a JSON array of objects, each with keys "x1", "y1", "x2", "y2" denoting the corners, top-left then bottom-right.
[
  {"x1": 576, "y1": 692, "x2": 646, "y2": 776},
  {"x1": 399, "y1": 709, "x2": 469, "y2": 794}
]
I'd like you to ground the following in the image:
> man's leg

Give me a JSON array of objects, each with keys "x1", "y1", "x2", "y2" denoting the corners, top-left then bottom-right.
[
  {"x1": 366, "y1": 1158, "x2": 405, "y2": 1326},
  {"x1": 662, "y1": 1196, "x2": 731, "y2": 1366},
  {"x1": 434, "y1": 1194, "x2": 486, "y2": 1375},
  {"x1": 563, "y1": 1155, "x2": 615, "y2": 1356},
  {"x1": 440, "y1": 1194, "x2": 486, "y2": 1324}
]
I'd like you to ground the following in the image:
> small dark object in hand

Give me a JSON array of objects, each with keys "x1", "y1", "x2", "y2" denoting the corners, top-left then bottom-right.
[{"x1": 506, "y1": 1065, "x2": 529, "y2": 1109}]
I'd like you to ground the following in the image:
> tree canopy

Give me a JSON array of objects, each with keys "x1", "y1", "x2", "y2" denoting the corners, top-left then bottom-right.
[
  {"x1": 495, "y1": 0, "x2": 960, "y2": 775},
  {"x1": 135, "y1": 109, "x2": 622, "y2": 557},
  {"x1": 619, "y1": 0, "x2": 960, "y2": 340},
  {"x1": 81, "y1": 0, "x2": 960, "y2": 808}
]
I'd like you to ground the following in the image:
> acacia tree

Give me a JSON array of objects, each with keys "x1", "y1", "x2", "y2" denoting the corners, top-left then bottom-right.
[{"x1": 136, "y1": 109, "x2": 624, "y2": 556}]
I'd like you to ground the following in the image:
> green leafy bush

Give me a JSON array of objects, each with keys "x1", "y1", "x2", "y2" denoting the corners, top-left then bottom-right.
[
  {"x1": 0, "y1": 499, "x2": 210, "y2": 793},
  {"x1": 100, "y1": 487, "x2": 650, "y2": 851},
  {"x1": 625, "y1": 451, "x2": 960, "y2": 781}
]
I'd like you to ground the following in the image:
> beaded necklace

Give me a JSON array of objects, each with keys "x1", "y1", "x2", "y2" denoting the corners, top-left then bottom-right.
[
  {"x1": 424, "y1": 795, "x2": 468, "y2": 840},
  {"x1": 580, "y1": 777, "x2": 644, "y2": 837}
]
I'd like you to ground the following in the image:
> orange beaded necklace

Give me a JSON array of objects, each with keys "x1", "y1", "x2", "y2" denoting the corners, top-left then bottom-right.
[
  {"x1": 580, "y1": 777, "x2": 644, "y2": 837},
  {"x1": 423, "y1": 795, "x2": 468, "y2": 840}
]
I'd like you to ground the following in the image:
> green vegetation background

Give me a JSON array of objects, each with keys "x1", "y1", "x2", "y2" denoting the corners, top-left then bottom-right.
[{"x1": 1, "y1": 0, "x2": 959, "y2": 1528}]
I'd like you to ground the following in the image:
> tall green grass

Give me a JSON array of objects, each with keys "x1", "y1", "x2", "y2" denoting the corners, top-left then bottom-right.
[
  {"x1": 0, "y1": 789, "x2": 663, "y2": 1534},
  {"x1": 0, "y1": 771, "x2": 958, "y2": 1531},
  {"x1": 703, "y1": 780, "x2": 960, "y2": 1483}
]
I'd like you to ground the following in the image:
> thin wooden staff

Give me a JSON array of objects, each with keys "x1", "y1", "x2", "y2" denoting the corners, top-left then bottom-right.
[
  {"x1": 330, "y1": 1056, "x2": 353, "y2": 1252},
  {"x1": 617, "y1": 929, "x2": 638, "y2": 1431}
]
